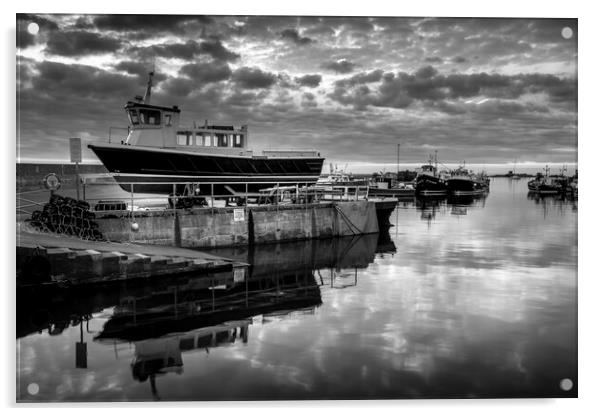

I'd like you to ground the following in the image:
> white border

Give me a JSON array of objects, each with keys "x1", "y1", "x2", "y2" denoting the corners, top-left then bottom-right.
[{"x1": 4, "y1": 1, "x2": 601, "y2": 414}]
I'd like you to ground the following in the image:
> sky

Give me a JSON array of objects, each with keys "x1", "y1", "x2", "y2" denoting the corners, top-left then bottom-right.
[{"x1": 16, "y1": 14, "x2": 577, "y2": 173}]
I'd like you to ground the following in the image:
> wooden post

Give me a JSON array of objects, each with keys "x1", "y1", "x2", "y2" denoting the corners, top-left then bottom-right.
[{"x1": 75, "y1": 162, "x2": 80, "y2": 200}]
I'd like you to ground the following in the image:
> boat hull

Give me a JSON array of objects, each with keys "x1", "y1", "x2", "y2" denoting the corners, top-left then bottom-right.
[
  {"x1": 415, "y1": 175, "x2": 448, "y2": 195},
  {"x1": 89, "y1": 144, "x2": 324, "y2": 195},
  {"x1": 446, "y1": 178, "x2": 487, "y2": 195}
]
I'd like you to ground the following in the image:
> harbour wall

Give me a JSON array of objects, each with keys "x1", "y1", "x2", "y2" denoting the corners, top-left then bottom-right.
[{"x1": 97, "y1": 201, "x2": 380, "y2": 249}]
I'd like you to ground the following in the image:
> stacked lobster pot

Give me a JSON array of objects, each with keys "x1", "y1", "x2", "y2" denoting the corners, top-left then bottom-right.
[{"x1": 28, "y1": 194, "x2": 104, "y2": 240}]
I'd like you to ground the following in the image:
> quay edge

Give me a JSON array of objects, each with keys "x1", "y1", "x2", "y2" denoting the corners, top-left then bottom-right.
[{"x1": 95, "y1": 200, "x2": 381, "y2": 249}]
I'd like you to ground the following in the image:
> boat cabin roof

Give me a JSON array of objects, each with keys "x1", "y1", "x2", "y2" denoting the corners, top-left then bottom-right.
[{"x1": 125, "y1": 101, "x2": 181, "y2": 113}]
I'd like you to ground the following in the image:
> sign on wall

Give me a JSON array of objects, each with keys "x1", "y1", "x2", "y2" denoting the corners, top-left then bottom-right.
[
  {"x1": 233, "y1": 208, "x2": 245, "y2": 222},
  {"x1": 69, "y1": 137, "x2": 82, "y2": 163}
]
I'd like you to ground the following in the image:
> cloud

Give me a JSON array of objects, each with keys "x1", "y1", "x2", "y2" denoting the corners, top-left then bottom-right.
[
  {"x1": 329, "y1": 65, "x2": 576, "y2": 112},
  {"x1": 199, "y1": 40, "x2": 240, "y2": 61},
  {"x1": 453, "y1": 56, "x2": 467, "y2": 63},
  {"x1": 114, "y1": 61, "x2": 168, "y2": 84},
  {"x1": 321, "y1": 59, "x2": 357, "y2": 74},
  {"x1": 92, "y1": 14, "x2": 212, "y2": 34},
  {"x1": 130, "y1": 39, "x2": 239, "y2": 62},
  {"x1": 295, "y1": 74, "x2": 322, "y2": 88},
  {"x1": 232, "y1": 67, "x2": 277, "y2": 89},
  {"x1": 29, "y1": 60, "x2": 141, "y2": 99},
  {"x1": 45, "y1": 31, "x2": 122, "y2": 56},
  {"x1": 180, "y1": 62, "x2": 232, "y2": 84},
  {"x1": 425, "y1": 56, "x2": 443, "y2": 63},
  {"x1": 280, "y1": 29, "x2": 314, "y2": 45},
  {"x1": 301, "y1": 92, "x2": 318, "y2": 108}
]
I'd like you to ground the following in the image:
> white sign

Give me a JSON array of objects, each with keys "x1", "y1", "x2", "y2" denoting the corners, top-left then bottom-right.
[
  {"x1": 233, "y1": 267, "x2": 246, "y2": 283},
  {"x1": 70, "y1": 137, "x2": 82, "y2": 163},
  {"x1": 233, "y1": 208, "x2": 245, "y2": 222}
]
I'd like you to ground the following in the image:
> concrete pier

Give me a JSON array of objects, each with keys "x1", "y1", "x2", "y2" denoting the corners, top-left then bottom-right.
[
  {"x1": 17, "y1": 223, "x2": 240, "y2": 286},
  {"x1": 96, "y1": 200, "x2": 380, "y2": 249}
]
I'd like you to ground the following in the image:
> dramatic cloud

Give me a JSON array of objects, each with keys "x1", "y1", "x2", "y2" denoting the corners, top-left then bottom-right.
[
  {"x1": 131, "y1": 40, "x2": 239, "y2": 61},
  {"x1": 295, "y1": 74, "x2": 322, "y2": 88},
  {"x1": 321, "y1": 59, "x2": 357, "y2": 74},
  {"x1": 92, "y1": 14, "x2": 212, "y2": 34},
  {"x1": 16, "y1": 15, "x2": 577, "y2": 167},
  {"x1": 329, "y1": 66, "x2": 576, "y2": 111},
  {"x1": 45, "y1": 31, "x2": 122, "y2": 56},
  {"x1": 280, "y1": 29, "x2": 314, "y2": 45},
  {"x1": 198, "y1": 40, "x2": 240, "y2": 62},
  {"x1": 232, "y1": 67, "x2": 277, "y2": 89},
  {"x1": 180, "y1": 62, "x2": 232, "y2": 84}
]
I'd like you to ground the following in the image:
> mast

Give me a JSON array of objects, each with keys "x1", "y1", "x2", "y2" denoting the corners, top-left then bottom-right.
[
  {"x1": 143, "y1": 70, "x2": 154, "y2": 104},
  {"x1": 397, "y1": 143, "x2": 400, "y2": 178}
]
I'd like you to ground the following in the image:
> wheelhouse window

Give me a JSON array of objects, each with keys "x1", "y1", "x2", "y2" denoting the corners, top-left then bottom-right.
[
  {"x1": 128, "y1": 110, "x2": 140, "y2": 125},
  {"x1": 203, "y1": 133, "x2": 212, "y2": 147},
  {"x1": 164, "y1": 114, "x2": 172, "y2": 126},
  {"x1": 195, "y1": 133, "x2": 203, "y2": 146},
  {"x1": 233, "y1": 134, "x2": 243, "y2": 148},
  {"x1": 139, "y1": 109, "x2": 161, "y2": 125},
  {"x1": 177, "y1": 131, "x2": 193, "y2": 146},
  {"x1": 216, "y1": 133, "x2": 228, "y2": 147}
]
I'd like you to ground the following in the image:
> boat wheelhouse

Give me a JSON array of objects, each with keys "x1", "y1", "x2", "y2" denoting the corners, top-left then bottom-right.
[{"x1": 88, "y1": 72, "x2": 325, "y2": 197}]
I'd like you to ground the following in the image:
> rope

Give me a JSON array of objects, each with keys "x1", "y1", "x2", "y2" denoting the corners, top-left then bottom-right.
[{"x1": 334, "y1": 205, "x2": 363, "y2": 235}]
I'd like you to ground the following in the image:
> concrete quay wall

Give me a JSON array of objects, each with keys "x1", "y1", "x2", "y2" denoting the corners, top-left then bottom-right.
[{"x1": 96, "y1": 201, "x2": 380, "y2": 249}]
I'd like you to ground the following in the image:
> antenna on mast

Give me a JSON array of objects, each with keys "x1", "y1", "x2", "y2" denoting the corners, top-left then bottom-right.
[{"x1": 143, "y1": 61, "x2": 155, "y2": 104}]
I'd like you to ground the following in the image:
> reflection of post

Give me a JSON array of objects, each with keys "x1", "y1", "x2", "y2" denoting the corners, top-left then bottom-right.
[
  {"x1": 75, "y1": 162, "x2": 80, "y2": 200},
  {"x1": 75, "y1": 320, "x2": 87, "y2": 369},
  {"x1": 149, "y1": 374, "x2": 160, "y2": 401},
  {"x1": 240, "y1": 325, "x2": 248, "y2": 343}
]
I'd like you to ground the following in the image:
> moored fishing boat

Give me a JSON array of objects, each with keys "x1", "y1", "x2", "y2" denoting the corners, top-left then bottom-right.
[
  {"x1": 414, "y1": 153, "x2": 449, "y2": 195},
  {"x1": 446, "y1": 163, "x2": 489, "y2": 195},
  {"x1": 527, "y1": 166, "x2": 561, "y2": 194},
  {"x1": 88, "y1": 72, "x2": 325, "y2": 198}
]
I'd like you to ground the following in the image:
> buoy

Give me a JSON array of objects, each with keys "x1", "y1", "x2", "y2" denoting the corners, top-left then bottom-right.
[{"x1": 131, "y1": 222, "x2": 139, "y2": 232}]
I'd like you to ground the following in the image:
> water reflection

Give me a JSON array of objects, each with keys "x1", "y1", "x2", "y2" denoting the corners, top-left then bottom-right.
[
  {"x1": 413, "y1": 193, "x2": 489, "y2": 225},
  {"x1": 17, "y1": 233, "x2": 392, "y2": 401},
  {"x1": 16, "y1": 178, "x2": 576, "y2": 401}
]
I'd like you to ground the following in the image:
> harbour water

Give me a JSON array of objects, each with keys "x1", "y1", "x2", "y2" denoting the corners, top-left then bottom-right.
[{"x1": 16, "y1": 178, "x2": 577, "y2": 401}]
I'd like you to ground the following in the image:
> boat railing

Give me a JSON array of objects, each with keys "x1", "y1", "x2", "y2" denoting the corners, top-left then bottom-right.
[{"x1": 76, "y1": 178, "x2": 370, "y2": 217}]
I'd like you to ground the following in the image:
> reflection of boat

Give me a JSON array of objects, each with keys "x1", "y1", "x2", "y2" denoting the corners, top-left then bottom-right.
[
  {"x1": 88, "y1": 72, "x2": 324, "y2": 196},
  {"x1": 451, "y1": 206, "x2": 467, "y2": 216},
  {"x1": 376, "y1": 229, "x2": 396, "y2": 254},
  {"x1": 446, "y1": 192, "x2": 487, "y2": 206},
  {"x1": 17, "y1": 235, "x2": 380, "y2": 340},
  {"x1": 446, "y1": 164, "x2": 489, "y2": 195},
  {"x1": 414, "y1": 153, "x2": 449, "y2": 195}
]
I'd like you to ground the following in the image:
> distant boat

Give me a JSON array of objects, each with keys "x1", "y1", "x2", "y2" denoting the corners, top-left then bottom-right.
[
  {"x1": 528, "y1": 166, "x2": 561, "y2": 194},
  {"x1": 511, "y1": 159, "x2": 521, "y2": 179},
  {"x1": 446, "y1": 163, "x2": 489, "y2": 195},
  {"x1": 368, "y1": 171, "x2": 414, "y2": 199},
  {"x1": 414, "y1": 153, "x2": 449, "y2": 195}
]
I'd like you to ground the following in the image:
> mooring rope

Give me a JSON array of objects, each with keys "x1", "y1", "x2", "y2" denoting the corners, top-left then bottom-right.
[{"x1": 334, "y1": 205, "x2": 363, "y2": 235}]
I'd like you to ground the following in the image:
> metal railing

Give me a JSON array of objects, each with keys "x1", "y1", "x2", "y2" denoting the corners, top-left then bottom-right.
[{"x1": 77, "y1": 179, "x2": 370, "y2": 218}]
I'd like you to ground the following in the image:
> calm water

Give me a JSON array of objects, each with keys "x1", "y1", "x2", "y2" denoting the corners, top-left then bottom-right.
[{"x1": 16, "y1": 178, "x2": 577, "y2": 401}]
